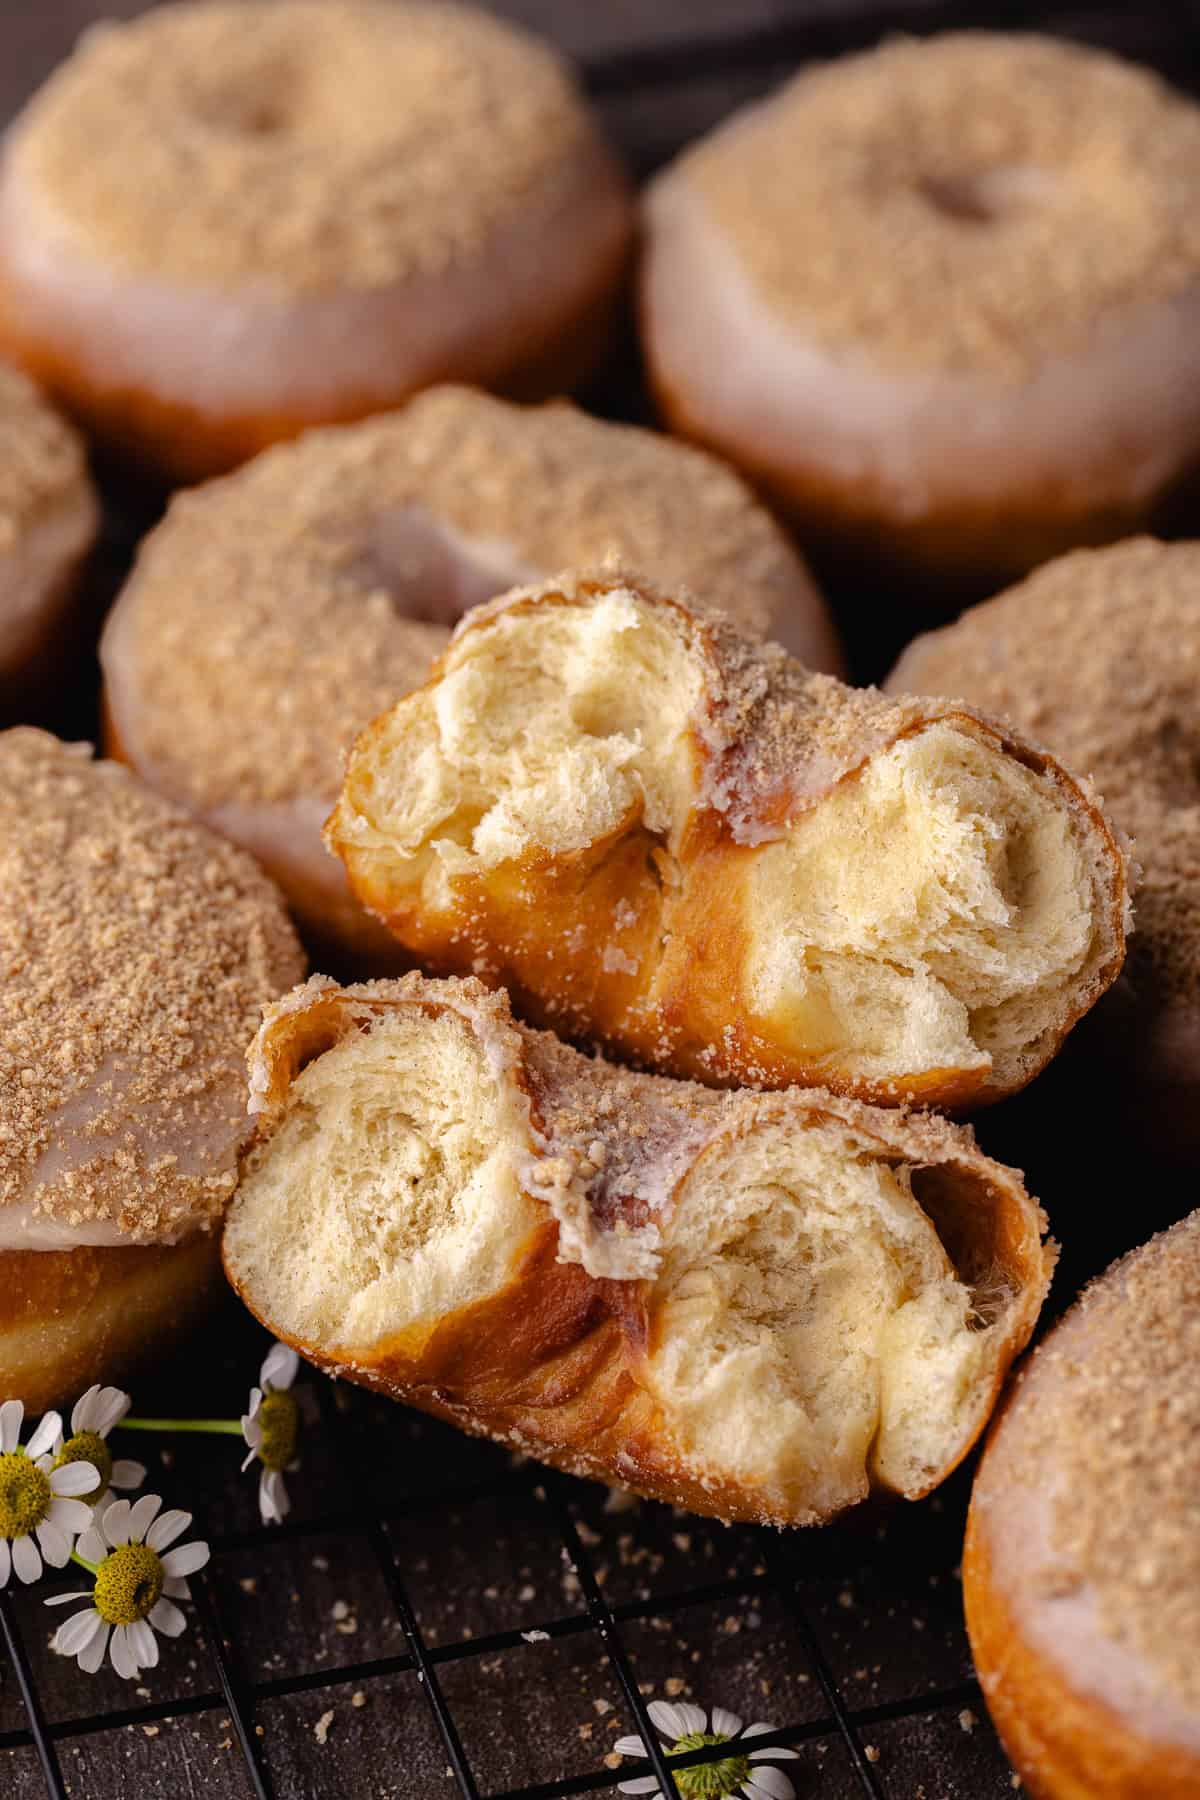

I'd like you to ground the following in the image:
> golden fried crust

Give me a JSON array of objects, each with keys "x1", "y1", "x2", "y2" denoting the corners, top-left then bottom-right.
[
  {"x1": 328, "y1": 571, "x2": 1130, "y2": 1109},
  {"x1": 225, "y1": 974, "x2": 1052, "y2": 1528},
  {"x1": 0, "y1": 1236, "x2": 224, "y2": 1413}
]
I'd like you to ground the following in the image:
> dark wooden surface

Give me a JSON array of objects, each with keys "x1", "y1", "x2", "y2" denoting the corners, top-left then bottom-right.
[{"x1": 2, "y1": 4, "x2": 1198, "y2": 1798}]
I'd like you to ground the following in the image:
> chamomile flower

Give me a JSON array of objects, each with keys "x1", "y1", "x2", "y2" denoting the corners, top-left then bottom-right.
[
  {"x1": 615, "y1": 1702, "x2": 799, "y2": 1799},
  {"x1": 0, "y1": 1400, "x2": 97, "y2": 1586},
  {"x1": 241, "y1": 1341, "x2": 301, "y2": 1524},
  {"x1": 51, "y1": 1386, "x2": 145, "y2": 1507},
  {"x1": 46, "y1": 1492, "x2": 209, "y2": 1678}
]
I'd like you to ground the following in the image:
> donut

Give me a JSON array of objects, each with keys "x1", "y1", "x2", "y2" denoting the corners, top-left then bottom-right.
[
  {"x1": 224, "y1": 971, "x2": 1052, "y2": 1528},
  {"x1": 0, "y1": 2, "x2": 633, "y2": 484},
  {"x1": 326, "y1": 569, "x2": 1131, "y2": 1110},
  {"x1": 100, "y1": 387, "x2": 839, "y2": 970},
  {"x1": 965, "y1": 1210, "x2": 1200, "y2": 1798},
  {"x1": 887, "y1": 538, "x2": 1200, "y2": 1153},
  {"x1": 0, "y1": 729, "x2": 305, "y2": 1413},
  {"x1": 641, "y1": 33, "x2": 1200, "y2": 600},
  {"x1": 0, "y1": 360, "x2": 97, "y2": 718}
]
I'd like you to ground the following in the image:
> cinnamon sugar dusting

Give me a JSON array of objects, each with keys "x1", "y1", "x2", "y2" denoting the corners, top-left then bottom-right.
[
  {"x1": 889, "y1": 538, "x2": 1200, "y2": 1008},
  {"x1": 1032, "y1": 1214, "x2": 1200, "y2": 1712},
  {"x1": 0, "y1": 361, "x2": 90, "y2": 552},
  {"x1": 679, "y1": 33, "x2": 1200, "y2": 374},
  {"x1": 0, "y1": 731, "x2": 304, "y2": 1242},
  {"x1": 106, "y1": 391, "x2": 813, "y2": 815},
  {"x1": 11, "y1": 1, "x2": 603, "y2": 290}
]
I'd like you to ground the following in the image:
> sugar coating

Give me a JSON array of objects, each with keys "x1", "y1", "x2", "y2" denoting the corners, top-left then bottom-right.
[
  {"x1": 107, "y1": 391, "x2": 817, "y2": 814},
  {"x1": 889, "y1": 538, "x2": 1200, "y2": 1009},
  {"x1": 9, "y1": 0, "x2": 602, "y2": 291},
  {"x1": 1024, "y1": 1213, "x2": 1200, "y2": 1712},
  {"x1": 0, "y1": 731, "x2": 304, "y2": 1241},
  {"x1": 681, "y1": 33, "x2": 1200, "y2": 375},
  {"x1": 0, "y1": 360, "x2": 89, "y2": 554}
]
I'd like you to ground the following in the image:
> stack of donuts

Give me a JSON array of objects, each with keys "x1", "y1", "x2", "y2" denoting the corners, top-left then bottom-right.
[{"x1": 0, "y1": 7, "x2": 1197, "y2": 1793}]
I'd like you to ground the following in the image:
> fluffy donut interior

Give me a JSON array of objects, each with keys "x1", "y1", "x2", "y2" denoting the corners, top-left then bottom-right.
[
  {"x1": 225, "y1": 1009, "x2": 540, "y2": 1349},
  {"x1": 337, "y1": 589, "x2": 1096, "y2": 1086},
  {"x1": 226, "y1": 1007, "x2": 1020, "y2": 1514}
]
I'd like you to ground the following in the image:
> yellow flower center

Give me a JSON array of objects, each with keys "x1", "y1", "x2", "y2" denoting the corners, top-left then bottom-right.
[
  {"x1": 54, "y1": 1431, "x2": 112, "y2": 1505},
  {"x1": 94, "y1": 1542, "x2": 165, "y2": 1625},
  {"x1": 257, "y1": 1389, "x2": 300, "y2": 1472},
  {"x1": 670, "y1": 1733, "x2": 751, "y2": 1798},
  {"x1": 0, "y1": 1451, "x2": 51, "y2": 1539}
]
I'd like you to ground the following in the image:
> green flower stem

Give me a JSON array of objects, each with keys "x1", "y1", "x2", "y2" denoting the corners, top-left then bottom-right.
[
  {"x1": 118, "y1": 1417, "x2": 245, "y2": 1437},
  {"x1": 70, "y1": 1549, "x2": 100, "y2": 1575}
]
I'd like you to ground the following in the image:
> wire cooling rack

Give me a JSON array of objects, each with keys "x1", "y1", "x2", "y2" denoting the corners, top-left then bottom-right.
[{"x1": 4, "y1": 1, "x2": 1200, "y2": 1795}]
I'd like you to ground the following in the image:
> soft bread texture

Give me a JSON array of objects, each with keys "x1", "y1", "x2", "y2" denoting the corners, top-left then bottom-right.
[
  {"x1": 965, "y1": 1212, "x2": 1200, "y2": 1798},
  {"x1": 888, "y1": 538, "x2": 1200, "y2": 1153},
  {"x1": 326, "y1": 571, "x2": 1130, "y2": 1109},
  {"x1": 224, "y1": 974, "x2": 1053, "y2": 1527}
]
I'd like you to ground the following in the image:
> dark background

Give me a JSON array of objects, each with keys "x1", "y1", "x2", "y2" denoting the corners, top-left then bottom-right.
[{"x1": 2, "y1": 4, "x2": 1196, "y2": 1798}]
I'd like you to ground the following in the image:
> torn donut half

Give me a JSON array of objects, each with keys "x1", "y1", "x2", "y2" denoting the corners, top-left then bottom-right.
[
  {"x1": 325, "y1": 570, "x2": 1130, "y2": 1109},
  {"x1": 223, "y1": 974, "x2": 1053, "y2": 1528}
]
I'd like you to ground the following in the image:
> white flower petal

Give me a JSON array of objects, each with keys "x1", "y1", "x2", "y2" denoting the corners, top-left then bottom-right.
[
  {"x1": 749, "y1": 1748, "x2": 799, "y2": 1762},
  {"x1": 0, "y1": 1399, "x2": 24, "y2": 1453},
  {"x1": 741, "y1": 1724, "x2": 777, "y2": 1739},
  {"x1": 260, "y1": 1342, "x2": 299, "y2": 1391},
  {"x1": 128, "y1": 1619, "x2": 159, "y2": 1669},
  {"x1": 617, "y1": 1782, "x2": 661, "y2": 1797},
  {"x1": 71, "y1": 1386, "x2": 101, "y2": 1436},
  {"x1": 101, "y1": 1499, "x2": 132, "y2": 1547},
  {"x1": 161, "y1": 1541, "x2": 209, "y2": 1578},
  {"x1": 45, "y1": 1589, "x2": 96, "y2": 1606},
  {"x1": 76, "y1": 1526, "x2": 107, "y2": 1565},
  {"x1": 0, "y1": 1538, "x2": 10, "y2": 1586},
  {"x1": 79, "y1": 1621, "x2": 110, "y2": 1675},
  {"x1": 35, "y1": 1518, "x2": 71, "y2": 1568},
  {"x1": 712, "y1": 1708, "x2": 744, "y2": 1739},
  {"x1": 146, "y1": 1508, "x2": 191, "y2": 1552},
  {"x1": 26, "y1": 1412, "x2": 62, "y2": 1461},
  {"x1": 742, "y1": 1769, "x2": 795, "y2": 1800},
  {"x1": 109, "y1": 1460, "x2": 146, "y2": 1492},
  {"x1": 149, "y1": 1596, "x2": 186, "y2": 1637},
  {"x1": 675, "y1": 1703, "x2": 707, "y2": 1738},
  {"x1": 259, "y1": 1469, "x2": 290, "y2": 1524},
  {"x1": 49, "y1": 1461, "x2": 99, "y2": 1498},
  {"x1": 47, "y1": 1495, "x2": 93, "y2": 1537},
  {"x1": 241, "y1": 1411, "x2": 263, "y2": 1449},
  {"x1": 125, "y1": 1493, "x2": 161, "y2": 1544},
  {"x1": 110, "y1": 1622, "x2": 138, "y2": 1680},
  {"x1": 163, "y1": 1576, "x2": 191, "y2": 1600},
  {"x1": 92, "y1": 1389, "x2": 131, "y2": 1438},
  {"x1": 613, "y1": 1736, "x2": 647, "y2": 1757},
  {"x1": 646, "y1": 1700, "x2": 687, "y2": 1740},
  {"x1": 55, "y1": 1608, "x2": 105, "y2": 1657},
  {"x1": 240, "y1": 1447, "x2": 257, "y2": 1473},
  {"x1": 12, "y1": 1534, "x2": 42, "y2": 1584}
]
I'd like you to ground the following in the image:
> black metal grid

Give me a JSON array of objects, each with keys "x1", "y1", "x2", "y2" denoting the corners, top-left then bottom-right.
[{"x1": 3, "y1": 1, "x2": 1200, "y2": 1795}]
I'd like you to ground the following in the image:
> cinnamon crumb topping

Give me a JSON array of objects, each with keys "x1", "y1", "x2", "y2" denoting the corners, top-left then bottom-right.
[
  {"x1": 0, "y1": 731, "x2": 304, "y2": 1242},
  {"x1": 0, "y1": 361, "x2": 90, "y2": 554},
  {"x1": 10, "y1": 1, "x2": 603, "y2": 291},
  {"x1": 676, "y1": 33, "x2": 1200, "y2": 375}
]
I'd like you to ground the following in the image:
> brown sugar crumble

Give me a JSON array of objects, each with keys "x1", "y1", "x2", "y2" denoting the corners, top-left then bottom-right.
[
  {"x1": 889, "y1": 537, "x2": 1200, "y2": 1011},
  {"x1": 0, "y1": 361, "x2": 90, "y2": 552},
  {"x1": 12, "y1": 1, "x2": 601, "y2": 290},
  {"x1": 108, "y1": 393, "x2": 811, "y2": 815},
  {"x1": 680, "y1": 33, "x2": 1200, "y2": 375},
  {"x1": 0, "y1": 731, "x2": 303, "y2": 1241}
]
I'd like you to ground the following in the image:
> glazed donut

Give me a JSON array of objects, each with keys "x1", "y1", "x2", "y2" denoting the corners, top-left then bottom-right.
[
  {"x1": 0, "y1": 360, "x2": 97, "y2": 718},
  {"x1": 887, "y1": 538, "x2": 1200, "y2": 1154},
  {"x1": 225, "y1": 972, "x2": 1052, "y2": 1528},
  {"x1": 0, "y1": 729, "x2": 305, "y2": 1413},
  {"x1": 0, "y1": 1, "x2": 633, "y2": 483},
  {"x1": 641, "y1": 33, "x2": 1200, "y2": 598},
  {"x1": 965, "y1": 1210, "x2": 1200, "y2": 1799},
  {"x1": 326, "y1": 569, "x2": 1131, "y2": 1110},
  {"x1": 100, "y1": 387, "x2": 838, "y2": 971}
]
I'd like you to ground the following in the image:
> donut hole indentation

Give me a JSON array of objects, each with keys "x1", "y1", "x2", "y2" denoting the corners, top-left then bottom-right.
[
  {"x1": 353, "y1": 506, "x2": 530, "y2": 631},
  {"x1": 918, "y1": 165, "x2": 1054, "y2": 228}
]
